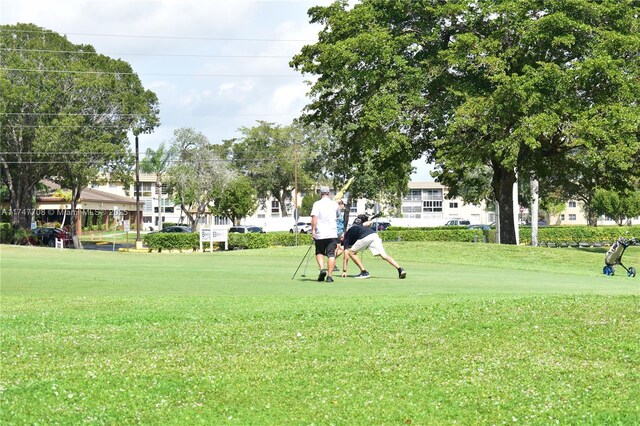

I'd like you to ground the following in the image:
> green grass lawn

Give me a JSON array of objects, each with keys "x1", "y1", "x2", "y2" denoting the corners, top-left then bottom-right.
[{"x1": 1, "y1": 242, "x2": 639, "y2": 425}]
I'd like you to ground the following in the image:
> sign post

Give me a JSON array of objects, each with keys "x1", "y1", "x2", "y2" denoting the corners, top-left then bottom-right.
[{"x1": 200, "y1": 227, "x2": 228, "y2": 252}]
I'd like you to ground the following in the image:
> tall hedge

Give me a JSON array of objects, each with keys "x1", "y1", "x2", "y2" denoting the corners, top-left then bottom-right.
[{"x1": 521, "y1": 226, "x2": 640, "y2": 246}]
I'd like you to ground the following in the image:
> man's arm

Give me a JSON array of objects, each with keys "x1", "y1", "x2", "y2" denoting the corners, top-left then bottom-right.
[{"x1": 311, "y1": 215, "x2": 318, "y2": 239}]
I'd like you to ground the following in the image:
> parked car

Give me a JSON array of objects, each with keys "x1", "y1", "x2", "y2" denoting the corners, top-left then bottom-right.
[
  {"x1": 30, "y1": 227, "x2": 71, "y2": 247},
  {"x1": 467, "y1": 224, "x2": 491, "y2": 231},
  {"x1": 289, "y1": 221, "x2": 312, "y2": 234},
  {"x1": 369, "y1": 221, "x2": 391, "y2": 231},
  {"x1": 445, "y1": 219, "x2": 471, "y2": 226},
  {"x1": 229, "y1": 225, "x2": 265, "y2": 234},
  {"x1": 160, "y1": 225, "x2": 192, "y2": 233}
]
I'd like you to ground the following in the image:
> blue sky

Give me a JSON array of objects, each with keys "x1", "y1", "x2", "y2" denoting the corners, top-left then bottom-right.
[{"x1": 1, "y1": 0, "x2": 433, "y2": 180}]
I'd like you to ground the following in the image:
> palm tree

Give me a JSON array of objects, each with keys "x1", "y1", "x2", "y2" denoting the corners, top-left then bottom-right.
[{"x1": 140, "y1": 143, "x2": 174, "y2": 232}]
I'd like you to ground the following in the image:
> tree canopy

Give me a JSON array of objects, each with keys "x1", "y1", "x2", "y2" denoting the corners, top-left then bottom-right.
[
  {"x1": 210, "y1": 175, "x2": 258, "y2": 225},
  {"x1": 166, "y1": 128, "x2": 236, "y2": 227},
  {"x1": 0, "y1": 23, "x2": 159, "y2": 234},
  {"x1": 292, "y1": 0, "x2": 640, "y2": 243},
  {"x1": 223, "y1": 121, "x2": 328, "y2": 217}
]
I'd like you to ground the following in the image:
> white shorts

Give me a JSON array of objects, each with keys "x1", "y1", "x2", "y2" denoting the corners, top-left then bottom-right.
[{"x1": 349, "y1": 234, "x2": 387, "y2": 257}]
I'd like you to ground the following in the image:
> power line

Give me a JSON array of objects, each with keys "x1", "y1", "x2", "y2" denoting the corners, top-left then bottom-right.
[
  {"x1": 1, "y1": 113, "x2": 299, "y2": 119},
  {"x1": 0, "y1": 28, "x2": 315, "y2": 43},
  {"x1": 1, "y1": 67, "x2": 303, "y2": 78},
  {"x1": 0, "y1": 47, "x2": 292, "y2": 59}
]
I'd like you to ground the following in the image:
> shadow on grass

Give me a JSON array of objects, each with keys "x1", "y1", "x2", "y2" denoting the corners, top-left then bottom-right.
[{"x1": 576, "y1": 247, "x2": 609, "y2": 254}]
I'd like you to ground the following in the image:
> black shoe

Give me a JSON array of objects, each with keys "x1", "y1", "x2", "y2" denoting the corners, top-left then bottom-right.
[
  {"x1": 354, "y1": 271, "x2": 370, "y2": 279},
  {"x1": 318, "y1": 269, "x2": 327, "y2": 282},
  {"x1": 326, "y1": 276, "x2": 334, "y2": 283},
  {"x1": 398, "y1": 268, "x2": 406, "y2": 279}
]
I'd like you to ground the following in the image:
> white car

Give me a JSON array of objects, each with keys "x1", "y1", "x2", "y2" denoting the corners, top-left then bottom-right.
[{"x1": 289, "y1": 221, "x2": 312, "y2": 233}]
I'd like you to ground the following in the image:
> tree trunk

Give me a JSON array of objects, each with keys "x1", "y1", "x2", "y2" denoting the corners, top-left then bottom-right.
[
  {"x1": 8, "y1": 175, "x2": 35, "y2": 230},
  {"x1": 69, "y1": 187, "x2": 83, "y2": 249},
  {"x1": 530, "y1": 178, "x2": 539, "y2": 247},
  {"x1": 494, "y1": 199, "x2": 501, "y2": 244},
  {"x1": 179, "y1": 204, "x2": 195, "y2": 228},
  {"x1": 279, "y1": 194, "x2": 289, "y2": 217},
  {"x1": 492, "y1": 163, "x2": 518, "y2": 245}
]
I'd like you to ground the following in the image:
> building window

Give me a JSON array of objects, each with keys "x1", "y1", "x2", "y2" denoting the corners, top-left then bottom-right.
[
  {"x1": 560, "y1": 214, "x2": 565, "y2": 220},
  {"x1": 568, "y1": 201, "x2": 577, "y2": 208},
  {"x1": 569, "y1": 214, "x2": 577, "y2": 221},
  {"x1": 140, "y1": 182, "x2": 152, "y2": 197},
  {"x1": 271, "y1": 200, "x2": 280, "y2": 215},
  {"x1": 213, "y1": 217, "x2": 231, "y2": 226},
  {"x1": 423, "y1": 189, "x2": 442, "y2": 200},
  {"x1": 402, "y1": 189, "x2": 422, "y2": 201},
  {"x1": 423, "y1": 200, "x2": 443, "y2": 212},
  {"x1": 449, "y1": 202, "x2": 458, "y2": 209}
]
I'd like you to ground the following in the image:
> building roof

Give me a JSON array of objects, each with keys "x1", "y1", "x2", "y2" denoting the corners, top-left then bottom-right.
[{"x1": 38, "y1": 180, "x2": 139, "y2": 208}]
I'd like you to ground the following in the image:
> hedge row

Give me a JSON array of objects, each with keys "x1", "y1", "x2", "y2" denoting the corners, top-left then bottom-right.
[
  {"x1": 520, "y1": 226, "x2": 640, "y2": 246},
  {"x1": 127, "y1": 226, "x2": 640, "y2": 252},
  {"x1": 379, "y1": 228, "x2": 487, "y2": 243},
  {"x1": 142, "y1": 231, "x2": 314, "y2": 252}
]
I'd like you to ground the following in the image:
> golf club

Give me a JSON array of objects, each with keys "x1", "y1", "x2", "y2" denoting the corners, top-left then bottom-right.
[
  {"x1": 301, "y1": 244, "x2": 313, "y2": 277},
  {"x1": 291, "y1": 242, "x2": 314, "y2": 280}
]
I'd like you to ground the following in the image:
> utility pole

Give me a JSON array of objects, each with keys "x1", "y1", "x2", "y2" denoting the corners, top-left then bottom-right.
[{"x1": 135, "y1": 135, "x2": 142, "y2": 249}]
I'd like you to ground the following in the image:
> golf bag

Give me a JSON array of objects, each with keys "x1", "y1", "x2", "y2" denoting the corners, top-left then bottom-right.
[{"x1": 603, "y1": 237, "x2": 637, "y2": 277}]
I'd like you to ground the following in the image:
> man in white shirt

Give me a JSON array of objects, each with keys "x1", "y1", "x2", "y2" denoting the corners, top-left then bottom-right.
[{"x1": 310, "y1": 186, "x2": 339, "y2": 283}]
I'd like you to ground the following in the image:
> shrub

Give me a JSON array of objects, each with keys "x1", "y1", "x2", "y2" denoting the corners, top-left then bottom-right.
[
  {"x1": 378, "y1": 228, "x2": 485, "y2": 243},
  {"x1": 0, "y1": 222, "x2": 12, "y2": 243},
  {"x1": 228, "y1": 232, "x2": 313, "y2": 250},
  {"x1": 143, "y1": 232, "x2": 199, "y2": 252}
]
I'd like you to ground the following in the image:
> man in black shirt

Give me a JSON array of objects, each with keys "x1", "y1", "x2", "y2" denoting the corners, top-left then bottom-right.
[{"x1": 340, "y1": 214, "x2": 406, "y2": 279}]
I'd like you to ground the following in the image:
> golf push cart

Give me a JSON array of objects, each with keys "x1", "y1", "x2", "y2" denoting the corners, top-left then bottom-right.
[{"x1": 603, "y1": 236, "x2": 638, "y2": 277}]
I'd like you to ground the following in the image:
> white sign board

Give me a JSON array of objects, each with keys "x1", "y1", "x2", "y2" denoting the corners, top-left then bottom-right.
[
  {"x1": 199, "y1": 227, "x2": 228, "y2": 252},
  {"x1": 123, "y1": 220, "x2": 131, "y2": 232}
]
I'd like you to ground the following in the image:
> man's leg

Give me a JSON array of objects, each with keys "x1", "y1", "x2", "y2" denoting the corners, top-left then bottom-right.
[
  {"x1": 380, "y1": 252, "x2": 400, "y2": 269},
  {"x1": 371, "y1": 238, "x2": 406, "y2": 279},
  {"x1": 348, "y1": 250, "x2": 366, "y2": 272},
  {"x1": 325, "y1": 238, "x2": 338, "y2": 281}
]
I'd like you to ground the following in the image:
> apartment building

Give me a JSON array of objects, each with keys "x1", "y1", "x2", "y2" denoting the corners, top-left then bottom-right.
[
  {"x1": 95, "y1": 176, "x2": 638, "y2": 231},
  {"x1": 394, "y1": 182, "x2": 494, "y2": 227}
]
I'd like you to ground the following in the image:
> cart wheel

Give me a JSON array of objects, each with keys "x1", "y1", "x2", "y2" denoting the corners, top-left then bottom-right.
[
  {"x1": 603, "y1": 265, "x2": 613, "y2": 276},
  {"x1": 628, "y1": 267, "x2": 636, "y2": 278}
]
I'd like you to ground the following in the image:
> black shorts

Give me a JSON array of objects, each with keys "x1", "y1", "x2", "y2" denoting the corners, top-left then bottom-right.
[{"x1": 315, "y1": 238, "x2": 337, "y2": 258}]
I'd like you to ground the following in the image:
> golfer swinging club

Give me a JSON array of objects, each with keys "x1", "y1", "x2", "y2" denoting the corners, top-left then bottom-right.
[
  {"x1": 340, "y1": 214, "x2": 407, "y2": 279},
  {"x1": 310, "y1": 186, "x2": 339, "y2": 283}
]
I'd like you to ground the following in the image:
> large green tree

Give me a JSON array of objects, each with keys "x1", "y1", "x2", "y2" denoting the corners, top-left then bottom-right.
[
  {"x1": 0, "y1": 23, "x2": 159, "y2": 238},
  {"x1": 166, "y1": 128, "x2": 235, "y2": 228},
  {"x1": 292, "y1": 0, "x2": 640, "y2": 244},
  {"x1": 225, "y1": 121, "x2": 326, "y2": 218},
  {"x1": 592, "y1": 188, "x2": 640, "y2": 226},
  {"x1": 210, "y1": 175, "x2": 258, "y2": 225}
]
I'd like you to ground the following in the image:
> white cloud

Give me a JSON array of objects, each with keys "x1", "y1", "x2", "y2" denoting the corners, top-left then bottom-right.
[{"x1": 4, "y1": 0, "x2": 414, "y2": 172}]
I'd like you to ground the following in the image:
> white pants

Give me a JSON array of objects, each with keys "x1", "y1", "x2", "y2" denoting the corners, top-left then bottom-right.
[{"x1": 350, "y1": 234, "x2": 387, "y2": 257}]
